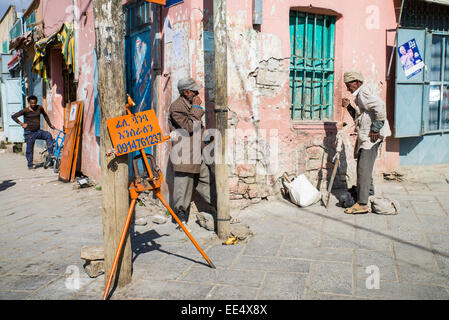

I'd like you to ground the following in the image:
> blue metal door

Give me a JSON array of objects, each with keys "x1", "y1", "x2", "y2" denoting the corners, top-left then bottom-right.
[
  {"x1": 394, "y1": 28, "x2": 429, "y2": 138},
  {"x1": 125, "y1": 1, "x2": 152, "y2": 113},
  {"x1": 124, "y1": 1, "x2": 153, "y2": 176},
  {"x1": 1, "y1": 78, "x2": 24, "y2": 142}
]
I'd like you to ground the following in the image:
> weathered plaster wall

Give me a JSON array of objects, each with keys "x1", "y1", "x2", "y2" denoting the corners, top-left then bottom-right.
[
  {"x1": 42, "y1": 0, "x2": 100, "y2": 180},
  {"x1": 48, "y1": 49, "x2": 65, "y2": 131},
  {"x1": 222, "y1": 0, "x2": 400, "y2": 204},
  {"x1": 158, "y1": 1, "x2": 195, "y2": 202},
  {"x1": 76, "y1": 0, "x2": 99, "y2": 180},
  {"x1": 146, "y1": 0, "x2": 400, "y2": 205}
]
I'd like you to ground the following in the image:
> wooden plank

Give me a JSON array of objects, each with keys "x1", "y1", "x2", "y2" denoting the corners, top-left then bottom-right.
[
  {"x1": 58, "y1": 101, "x2": 82, "y2": 182},
  {"x1": 70, "y1": 102, "x2": 84, "y2": 182}
]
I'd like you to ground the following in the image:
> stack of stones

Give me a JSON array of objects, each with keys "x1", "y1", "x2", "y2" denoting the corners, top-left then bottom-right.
[
  {"x1": 303, "y1": 141, "x2": 354, "y2": 192},
  {"x1": 80, "y1": 245, "x2": 104, "y2": 278},
  {"x1": 229, "y1": 163, "x2": 279, "y2": 209}
]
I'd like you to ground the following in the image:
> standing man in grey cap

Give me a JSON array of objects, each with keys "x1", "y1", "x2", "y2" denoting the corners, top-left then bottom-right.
[
  {"x1": 168, "y1": 77, "x2": 213, "y2": 229},
  {"x1": 342, "y1": 71, "x2": 391, "y2": 214}
]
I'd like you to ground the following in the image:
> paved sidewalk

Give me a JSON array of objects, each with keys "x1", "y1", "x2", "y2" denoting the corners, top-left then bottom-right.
[{"x1": 1, "y1": 153, "x2": 449, "y2": 300}]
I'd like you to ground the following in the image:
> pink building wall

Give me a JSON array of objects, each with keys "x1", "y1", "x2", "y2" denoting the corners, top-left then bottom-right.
[
  {"x1": 157, "y1": 0, "x2": 400, "y2": 201},
  {"x1": 35, "y1": 0, "x2": 400, "y2": 197},
  {"x1": 48, "y1": 49, "x2": 65, "y2": 132},
  {"x1": 42, "y1": 0, "x2": 100, "y2": 180}
]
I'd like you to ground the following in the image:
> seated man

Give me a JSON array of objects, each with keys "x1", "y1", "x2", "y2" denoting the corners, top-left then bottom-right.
[{"x1": 12, "y1": 95, "x2": 56, "y2": 169}]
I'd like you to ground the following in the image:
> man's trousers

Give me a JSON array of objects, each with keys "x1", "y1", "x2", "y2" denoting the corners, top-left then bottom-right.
[
  {"x1": 24, "y1": 130, "x2": 54, "y2": 168},
  {"x1": 357, "y1": 142, "x2": 381, "y2": 205},
  {"x1": 173, "y1": 161, "x2": 211, "y2": 220}
]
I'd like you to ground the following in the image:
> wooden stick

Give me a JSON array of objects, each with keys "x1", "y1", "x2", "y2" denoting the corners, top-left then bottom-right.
[{"x1": 325, "y1": 107, "x2": 346, "y2": 208}]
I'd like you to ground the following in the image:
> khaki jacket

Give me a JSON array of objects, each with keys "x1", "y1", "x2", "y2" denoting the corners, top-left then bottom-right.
[
  {"x1": 353, "y1": 84, "x2": 391, "y2": 156},
  {"x1": 168, "y1": 96, "x2": 205, "y2": 174}
]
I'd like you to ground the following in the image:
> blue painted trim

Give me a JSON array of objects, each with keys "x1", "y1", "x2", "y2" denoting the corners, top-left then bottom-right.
[{"x1": 399, "y1": 132, "x2": 449, "y2": 165}]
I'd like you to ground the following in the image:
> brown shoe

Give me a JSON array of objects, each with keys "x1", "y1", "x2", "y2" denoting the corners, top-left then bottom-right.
[{"x1": 344, "y1": 203, "x2": 370, "y2": 214}]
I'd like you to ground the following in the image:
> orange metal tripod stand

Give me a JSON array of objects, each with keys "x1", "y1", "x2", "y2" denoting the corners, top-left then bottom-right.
[{"x1": 102, "y1": 96, "x2": 216, "y2": 300}]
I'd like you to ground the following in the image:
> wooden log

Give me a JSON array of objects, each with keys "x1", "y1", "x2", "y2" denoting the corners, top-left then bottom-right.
[
  {"x1": 93, "y1": 0, "x2": 131, "y2": 288},
  {"x1": 214, "y1": 0, "x2": 230, "y2": 240}
]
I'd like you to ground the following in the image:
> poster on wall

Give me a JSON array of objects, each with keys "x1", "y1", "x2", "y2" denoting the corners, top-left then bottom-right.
[
  {"x1": 132, "y1": 35, "x2": 152, "y2": 113},
  {"x1": 173, "y1": 32, "x2": 184, "y2": 60},
  {"x1": 398, "y1": 38, "x2": 425, "y2": 79},
  {"x1": 164, "y1": 17, "x2": 173, "y2": 43}
]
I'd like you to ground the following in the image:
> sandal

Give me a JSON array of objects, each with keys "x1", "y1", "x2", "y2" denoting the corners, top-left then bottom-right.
[{"x1": 344, "y1": 203, "x2": 370, "y2": 214}]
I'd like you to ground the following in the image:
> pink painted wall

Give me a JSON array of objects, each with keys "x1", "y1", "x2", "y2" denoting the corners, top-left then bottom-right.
[
  {"x1": 48, "y1": 49, "x2": 65, "y2": 132},
  {"x1": 74, "y1": 0, "x2": 99, "y2": 180},
  {"x1": 156, "y1": 0, "x2": 400, "y2": 197},
  {"x1": 38, "y1": 0, "x2": 401, "y2": 193},
  {"x1": 41, "y1": 0, "x2": 100, "y2": 181},
  {"x1": 228, "y1": 0, "x2": 399, "y2": 191},
  {"x1": 41, "y1": 0, "x2": 73, "y2": 138}
]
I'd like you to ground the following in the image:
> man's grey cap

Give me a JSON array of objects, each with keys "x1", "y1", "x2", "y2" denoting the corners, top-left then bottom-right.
[{"x1": 178, "y1": 78, "x2": 203, "y2": 91}]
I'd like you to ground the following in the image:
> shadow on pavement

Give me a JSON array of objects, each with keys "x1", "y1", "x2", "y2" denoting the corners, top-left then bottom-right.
[
  {"x1": 131, "y1": 229, "x2": 210, "y2": 267},
  {"x1": 299, "y1": 204, "x2": 449, "y2": 261},
  {"x1": 0, "y1": 180, "x2": 16, "y2": 192}
]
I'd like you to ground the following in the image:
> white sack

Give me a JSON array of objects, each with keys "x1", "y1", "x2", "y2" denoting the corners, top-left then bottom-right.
[{"x1": 284, "y1": 174, "x2": 321, "y2": 207}]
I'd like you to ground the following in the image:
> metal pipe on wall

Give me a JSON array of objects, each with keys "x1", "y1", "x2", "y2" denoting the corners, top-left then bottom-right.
[{"x1": 72, "y1": 0, "x2": 79, "y2": 83}]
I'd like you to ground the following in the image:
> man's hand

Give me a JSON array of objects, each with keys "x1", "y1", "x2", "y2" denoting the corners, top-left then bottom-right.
[
  {"x1": 21, "y1": 123, "x2": 28, "y2": 129},
  {"x1": 192, "y1": 95, "x2": 202, "y2": 107},
  {"x1": 369, "y1": 130, "x2": 380, "y2": 143},
  {"x1": 342, "y1": 98, "x2": 350, "y2": 108},
  {"x1": 169, "y1": 130, "x2": 179, "y2": 141}
]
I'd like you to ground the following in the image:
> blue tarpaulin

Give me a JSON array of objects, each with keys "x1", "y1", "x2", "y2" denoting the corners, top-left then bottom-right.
[{"x1": 165, "y1": 0, "x2": 183, "y2": 8}]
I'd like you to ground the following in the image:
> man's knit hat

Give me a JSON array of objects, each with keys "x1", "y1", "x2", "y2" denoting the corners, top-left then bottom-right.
[
  {"x1": 343, "y1": 71, "x2": 364, "y2": 83},
  {"x1": 178, "y1": 78, "x2": 203, "y2": 91}
]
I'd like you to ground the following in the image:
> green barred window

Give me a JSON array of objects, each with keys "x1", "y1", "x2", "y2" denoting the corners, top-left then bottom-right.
[
  {"x1": 9, "y1": 19, "x2": 22, "y2": 40},
  {"x1": 289, "y1": 11, "x2": 336, "y2": 120},
  {"x1": 2, "y1": 41, "x2": 7, "y2": 53},
  {"x1": 25, "y1": 11, "x2": 36, "y2": 32}
]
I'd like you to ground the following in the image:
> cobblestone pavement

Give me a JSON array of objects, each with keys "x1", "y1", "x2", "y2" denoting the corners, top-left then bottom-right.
[{"x1": 1, "y1": 153, "x2": 449, "y2": 300}]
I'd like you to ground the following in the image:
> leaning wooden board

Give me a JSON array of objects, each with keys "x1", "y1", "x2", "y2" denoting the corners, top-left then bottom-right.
[
  {"x1": 70, "y1": 102, "x2": 84, "y2": 182},
  {"x1": 59, "y1": 101, "x2": 83, "y2": 182}
]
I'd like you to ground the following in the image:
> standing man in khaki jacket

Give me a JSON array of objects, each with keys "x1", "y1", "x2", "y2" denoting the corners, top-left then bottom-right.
[
  {"x1": 168, "y1": 78, "x2": 212, "y2": 228},
  {"x1": 342, "y1": 71, "x2": 391, "y2": 214}
]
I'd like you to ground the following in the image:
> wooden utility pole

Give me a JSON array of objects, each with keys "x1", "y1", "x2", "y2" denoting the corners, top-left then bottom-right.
[
  {"x1": 93, "y1": 0, "x2": 131, "y2": 287},
  {"x1": 214, "y1": 0, "x2": 230, "y2": 240}
]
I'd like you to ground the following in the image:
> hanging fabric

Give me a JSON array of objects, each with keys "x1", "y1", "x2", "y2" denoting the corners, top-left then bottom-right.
[
  {"x1": 32, "y1": 23, "x2": 75, "y2": 82},
  {"x1": 58, "y1": 22, "x2": 75, "y2": 74}
]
